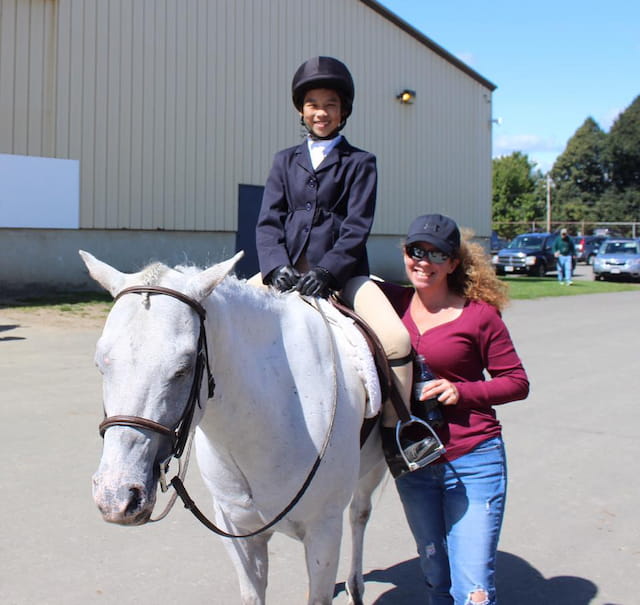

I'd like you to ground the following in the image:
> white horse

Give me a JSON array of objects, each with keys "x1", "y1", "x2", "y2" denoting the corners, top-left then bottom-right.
[{"x1": 80, "y1": 250, "x2": 388, "y2": 605}]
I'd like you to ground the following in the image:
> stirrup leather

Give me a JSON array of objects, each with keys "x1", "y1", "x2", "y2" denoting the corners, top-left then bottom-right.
[{"x1": 396, "y1": 416, "x2": 446, "y2": 471}]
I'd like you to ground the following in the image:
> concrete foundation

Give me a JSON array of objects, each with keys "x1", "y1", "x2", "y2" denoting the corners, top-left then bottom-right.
[
  {"x1": 0, "y1": 228, "x2": 411, "y2": 296},
  {"x1": 0, "y1": 228, "x2": 236, "y2": 296}
]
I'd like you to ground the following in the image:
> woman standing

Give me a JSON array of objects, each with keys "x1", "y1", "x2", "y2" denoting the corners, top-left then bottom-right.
[{"x1": 378, "y1": 213, "x2": 530, "y2": 605}]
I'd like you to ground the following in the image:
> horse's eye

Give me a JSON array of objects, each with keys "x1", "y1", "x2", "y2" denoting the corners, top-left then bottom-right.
[{"x1": 173, "y1": 366, "x2": 191, "y2": 380}]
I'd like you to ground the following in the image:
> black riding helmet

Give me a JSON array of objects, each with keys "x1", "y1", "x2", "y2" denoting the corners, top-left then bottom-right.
[{"x1": 292, "y1": 56, "x2": 355, "y2": 133}]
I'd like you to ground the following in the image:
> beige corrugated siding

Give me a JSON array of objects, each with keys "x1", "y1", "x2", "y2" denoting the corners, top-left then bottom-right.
[{"x1": 0, "y1": 0, "x2": 494, "y2": 236}]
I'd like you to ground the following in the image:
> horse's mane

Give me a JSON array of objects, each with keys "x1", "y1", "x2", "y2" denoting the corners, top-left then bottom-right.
[
  {"x1": 212, "y1": 274, "x2": 285, "y2": 313},
  {"x1": 137, "y1": 260, "x2": 284, "y2": 312},
  {"x1": 140, "y1": 262, "x2": 169, "y2": 285},
  {"x1": 138, "y1": 261, "x2": 202, "y2": 283}
]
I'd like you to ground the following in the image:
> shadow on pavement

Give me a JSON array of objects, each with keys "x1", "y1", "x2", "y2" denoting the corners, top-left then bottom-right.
[
  {"x1": 334, "y1": 551, "x2": 598, "y2": 605},
  {"x1": 333, "y1": 558, "x2": 424, "y2": 603},
  {"x1": 496, "y1": 551, "x2": 598, "y2": 605},
  {"x1": 0, "y1": 323, "x2": 25, "y2": 341}
]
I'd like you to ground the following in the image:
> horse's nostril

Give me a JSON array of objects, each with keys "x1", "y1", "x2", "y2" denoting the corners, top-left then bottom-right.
[{"x1": 125, "y1": 486, "x2": 144, "y2": 516}]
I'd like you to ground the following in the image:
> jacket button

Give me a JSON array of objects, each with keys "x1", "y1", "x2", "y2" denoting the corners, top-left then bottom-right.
[
  {"x1": 308, "y1": 179, "x2": 317, "y2": 189},
  {"x1": 305, "y1": 202, "x2": 312, "y2": 211}
]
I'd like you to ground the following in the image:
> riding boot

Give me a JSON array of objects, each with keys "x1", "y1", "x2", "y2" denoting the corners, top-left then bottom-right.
[{"x1": 381, "y1": 359, "x2": 444, "y2": 478}]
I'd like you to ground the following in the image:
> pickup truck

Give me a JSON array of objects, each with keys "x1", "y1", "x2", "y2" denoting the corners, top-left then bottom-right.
[{"x1": 492, "y1": 232, "x2": 573, "y2": 277}]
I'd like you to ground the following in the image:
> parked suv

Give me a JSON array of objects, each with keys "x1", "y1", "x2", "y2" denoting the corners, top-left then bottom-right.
[
  {"x1": 572, "y1": 235, "x2": 606, "y2": 264},
  {"x1": 492, "y1": 232, "x2": 572, "y2": 277}
]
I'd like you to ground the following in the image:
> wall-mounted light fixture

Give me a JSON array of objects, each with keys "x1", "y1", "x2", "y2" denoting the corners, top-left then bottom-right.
[{"x1": 396, "y1": 89, "x2": 416, "y2": 104}]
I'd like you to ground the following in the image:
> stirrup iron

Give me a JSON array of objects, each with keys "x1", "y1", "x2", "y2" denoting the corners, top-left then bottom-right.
[{"x1": 395, "y1": 416, "x2": 446, "y2": 472}]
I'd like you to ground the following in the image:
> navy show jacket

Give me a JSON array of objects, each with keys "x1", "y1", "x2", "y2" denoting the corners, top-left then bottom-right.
[{"x1": 256, "y1": 137, "x2": 377, "y2": 290}]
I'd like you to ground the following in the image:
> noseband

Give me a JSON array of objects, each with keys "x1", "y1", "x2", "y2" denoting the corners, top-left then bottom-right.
[{"x1": 98, "y1": 286, "x2": 215, "y2": 459}]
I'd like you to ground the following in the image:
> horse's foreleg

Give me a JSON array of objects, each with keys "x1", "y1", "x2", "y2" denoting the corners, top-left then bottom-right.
[
  {"x1": 346, "y1": 458, "x2": 388, "y2": 605},
  {"x1": 221, "y1": 533, "x2": 270, "y2": 605},
  {"x1": 303, "y1": 513, "x2": 344, "y2": 605},
  {"x1": 214, "y1": 505, "x2": 271, "y2": 605}
]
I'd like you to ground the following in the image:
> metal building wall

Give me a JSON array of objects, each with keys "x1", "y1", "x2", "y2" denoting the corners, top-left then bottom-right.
[{"x1": 0, "y1": 0, "x2": 494, "y2": 238}]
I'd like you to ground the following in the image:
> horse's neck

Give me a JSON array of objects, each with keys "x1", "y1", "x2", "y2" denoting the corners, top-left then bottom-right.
[
  {"x1": 201, "y1": 281, "x2": 302, "y2": 448},
  {"x1": 206, "y1": 280, "x2": 284, "y2": 354},
  {"x1": 204, "y1": 281, "x2": 291, "y2": 398}
]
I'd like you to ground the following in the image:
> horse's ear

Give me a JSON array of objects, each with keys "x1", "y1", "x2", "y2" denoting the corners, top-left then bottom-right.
[
  {"x1": 187, "y1": 251, "x2": 245, "y2": 301},
  {"x1": 79, "y1": 250, "x2": 127, "y2": 298}
]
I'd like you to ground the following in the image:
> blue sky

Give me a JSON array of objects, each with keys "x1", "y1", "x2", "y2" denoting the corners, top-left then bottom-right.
[{"x1": 378, "y1": 0, "x2": 640, "y2": 173}]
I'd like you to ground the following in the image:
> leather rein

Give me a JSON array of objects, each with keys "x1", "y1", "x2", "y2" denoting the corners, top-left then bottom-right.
[{"x1": 98, "y1": 286, "x2": 338, "y2": 539}]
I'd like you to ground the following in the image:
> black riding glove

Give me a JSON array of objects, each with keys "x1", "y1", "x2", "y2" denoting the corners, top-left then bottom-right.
[
  {"x1": 269, "y1": 265, "x2": 301, "y2": 292},
  {"x1": 296, "y1": 267, "x2": 334, "y2": 298}
]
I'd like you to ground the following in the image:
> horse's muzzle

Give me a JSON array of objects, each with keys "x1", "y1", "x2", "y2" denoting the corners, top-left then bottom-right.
[{"x1": 93, "y1": 474, "x2": 156, "y2": 525}]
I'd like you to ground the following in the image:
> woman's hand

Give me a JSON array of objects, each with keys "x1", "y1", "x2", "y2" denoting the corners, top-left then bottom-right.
[{"x1": 420, "y1": 379, "x2": 459, "y2": 406}]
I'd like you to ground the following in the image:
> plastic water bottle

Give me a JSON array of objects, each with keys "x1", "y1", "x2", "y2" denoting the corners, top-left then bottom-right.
[{"x1": 412, "y1": 355, "x2": 444, "y2": 428}]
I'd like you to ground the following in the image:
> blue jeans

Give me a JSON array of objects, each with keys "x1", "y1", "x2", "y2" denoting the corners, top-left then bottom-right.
[
  {"x1": 395, "y1": 437, "x2": 507, "y2": 605},
  {"x1": 556, "y1": 255, "x2": 573, "y2": 283}
]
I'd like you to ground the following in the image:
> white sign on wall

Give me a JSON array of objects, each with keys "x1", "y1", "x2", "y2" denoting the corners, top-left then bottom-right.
[{"x1": 0, "y1": 154, "x2": 80, "y2": 228}]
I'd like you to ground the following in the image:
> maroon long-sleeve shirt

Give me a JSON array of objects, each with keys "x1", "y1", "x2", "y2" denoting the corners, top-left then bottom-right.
[{"x1": 379, "y1": 282, "x2": 530, "y2": 462}]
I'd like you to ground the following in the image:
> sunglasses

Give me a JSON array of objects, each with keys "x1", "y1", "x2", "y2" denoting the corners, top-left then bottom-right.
[{"x1": 405, "y1": 244, "x2": 450, "y2": 264}]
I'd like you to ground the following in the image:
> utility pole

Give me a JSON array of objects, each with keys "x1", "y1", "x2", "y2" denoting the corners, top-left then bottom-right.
[{"x1": 546, "y1": 174, "x2": 552, "y2": 232}]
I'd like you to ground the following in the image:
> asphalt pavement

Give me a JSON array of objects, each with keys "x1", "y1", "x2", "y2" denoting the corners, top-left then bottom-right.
[{"x1": 0, "y1": 283, "x2": 638, "y2": 604}]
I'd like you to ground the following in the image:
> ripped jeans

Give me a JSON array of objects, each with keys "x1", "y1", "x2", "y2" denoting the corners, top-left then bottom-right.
[{"x1": 395, "y1": 437, "x2": 507, "y2": 605}]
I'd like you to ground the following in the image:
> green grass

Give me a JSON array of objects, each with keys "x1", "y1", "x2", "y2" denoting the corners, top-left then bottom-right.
[
  {"x1": 0, "y1": 291, "x2": 113, "y2": 315},
  {"x1": 502, "y1": 276, "x2": 640, "y2": 299}
]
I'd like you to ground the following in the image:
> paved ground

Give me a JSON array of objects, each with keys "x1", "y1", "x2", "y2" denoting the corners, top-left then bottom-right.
[{"x1": 0, "y1": 285, "x2": 638, "y2": 604}]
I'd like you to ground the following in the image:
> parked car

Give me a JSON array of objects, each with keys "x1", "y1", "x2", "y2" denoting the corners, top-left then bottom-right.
[
  {"x1": 492, "y1": 232, "x2": 573, "y2": 277},
  {"x1": 571, "y1": 235, "x2": 606, "y2": 264},
  {"x1": 592, "y1": 239, "x2": 640, "y2": 281},
  {"x1": 593, "y1": 227, "x2": 623, "y2": 238}
]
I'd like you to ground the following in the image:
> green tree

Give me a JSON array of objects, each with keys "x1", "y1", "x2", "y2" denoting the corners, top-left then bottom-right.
[
  {"x1": 607, "y1": 95, "x2": 640, "y2": 191},
  {"x1": 492, "y1": 152, "x2": 544, "y2": 237},
  {"x1": 598, "y1": 188, "x2": 640, "y2": 224},
  {"x1": 550, "y1": 117, "x2": 607, "y2": 222},
  {"x1": 494, "y1": 94, "x2": 640, "y2": 232}
]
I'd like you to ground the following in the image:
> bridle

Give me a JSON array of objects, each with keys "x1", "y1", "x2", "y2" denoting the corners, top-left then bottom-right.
[
  {"x1": 97, "y1": 286, "x2": 339, "y2": 539},
  {"x1": 99, "y1": 285, "x2": 215, "y2": 463}
]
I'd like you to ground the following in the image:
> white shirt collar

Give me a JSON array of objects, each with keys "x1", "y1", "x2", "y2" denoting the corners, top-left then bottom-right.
[{"x1": 307, "y1": 135, "x2": 342, "y2": 170}]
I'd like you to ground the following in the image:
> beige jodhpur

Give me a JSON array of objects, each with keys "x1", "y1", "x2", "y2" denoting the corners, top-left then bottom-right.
[{"x1": 342, "y1": 276, "x2": 412, "y2": 427}]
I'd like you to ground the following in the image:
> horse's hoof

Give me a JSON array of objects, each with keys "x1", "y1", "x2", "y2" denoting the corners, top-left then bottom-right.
[{"x1": 345, "y1": 580, "x2": 364, "y2": 605}]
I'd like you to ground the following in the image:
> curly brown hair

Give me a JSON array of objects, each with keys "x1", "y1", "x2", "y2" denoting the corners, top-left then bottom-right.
[{"x1": 447, "y1": 229, "x2": 509, "y2": 311}]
